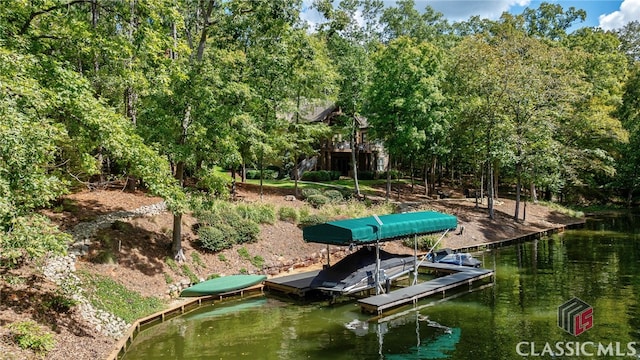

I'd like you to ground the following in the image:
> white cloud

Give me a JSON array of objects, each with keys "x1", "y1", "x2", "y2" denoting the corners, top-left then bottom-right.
[
  {"x1": 599, "y1": 0, "x2": 640, "y2": 30},
  {"x1": 420, "y1": 0, "x2": 531, "y2": 22}
]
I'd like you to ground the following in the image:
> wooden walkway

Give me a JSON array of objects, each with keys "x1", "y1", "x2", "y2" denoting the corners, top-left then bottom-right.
[
  {"x1": 358, "y1": 263, "x2": 494, "y2": 315},
  {"x1": 263, "y1": 270, "x2": 321, "y2": 296}
]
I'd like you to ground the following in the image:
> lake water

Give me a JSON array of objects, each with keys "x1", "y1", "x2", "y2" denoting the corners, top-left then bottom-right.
[{"x1": 123, "y1": 212, "x2": 640, "y2": 359}]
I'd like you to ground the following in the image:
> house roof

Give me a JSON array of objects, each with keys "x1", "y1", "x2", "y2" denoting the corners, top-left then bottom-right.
[{"x1": 302, "y1": 211, "x2": 457, "y2": 245}]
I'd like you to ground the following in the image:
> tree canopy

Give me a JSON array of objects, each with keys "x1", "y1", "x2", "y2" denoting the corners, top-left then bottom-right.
[{"x1": 1, "y1": 0, "x2": 639, "y2": 267}]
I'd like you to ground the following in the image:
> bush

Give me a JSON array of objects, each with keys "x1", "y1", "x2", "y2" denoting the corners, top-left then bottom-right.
[
  {"x1": 245, "y1": 169, "x2": 278, "y2": 180},
  {"x1": 306, "y1": 194, "x2": 329, "y2": 208},
  {"x1": 235, "y1": 219, "x2": 260, "y2": 244},
  {"x1": 8, "y1": 321, "x2": 55, "y2": 354},
  {"x1": 380, "y1": 169, "x2": 403, "y2": 179},
  {"x1": 301, "y1": 170, "x2": 330, "y2": 182},
  {"x1": 300, "y1": 213, "x2": 328, "y2": 227},
  {"x1": 323, "y1": 189, "x2": 343, "y2": 203},
  {"x1": 357, "y1": 171, "x2": 376, "y2": 180},
  {"x1": 196, "y1": 168, "x2": 231, "y2": 197},
  {"x1": 403, "y1": 235, "x2": 439, "y2": 251},
  {"x1": 236, "y1": 203, "x2": 276, "y2": 224},
  {"x1": 198, "y1": 226, "x2": 233, "y2": 252},
  {"x1": 301, "y1": 188, "x2": 321, "y2": 199},
  {"x1": 0, "y1": 214, "x2": 70, "y2": 269},
  {"x1": 278, "y1": 206, "x2": 299, "y2": 223}
]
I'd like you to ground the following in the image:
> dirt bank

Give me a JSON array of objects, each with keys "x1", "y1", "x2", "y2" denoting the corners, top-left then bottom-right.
[{"x1": 0, "y1": 183, "x2": 582, "y2": 359}]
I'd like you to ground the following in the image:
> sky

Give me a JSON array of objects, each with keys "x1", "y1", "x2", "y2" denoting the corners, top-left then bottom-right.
[{"x1": 301, "y1": 0, "x2": 640, "y2": 31}]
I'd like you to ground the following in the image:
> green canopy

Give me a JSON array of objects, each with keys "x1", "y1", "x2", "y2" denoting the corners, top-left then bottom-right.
[{"x1": 303, "y1": 211, "x2": 457, "y2": 245}]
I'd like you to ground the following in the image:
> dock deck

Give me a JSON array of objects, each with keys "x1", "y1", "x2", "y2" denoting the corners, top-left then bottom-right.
[
  {"x1": 358, "y1": 263, "x2": 494, "y2": 314},
  {"x1": 264, "y1": 270, "x2": 321, "y2": 296}
]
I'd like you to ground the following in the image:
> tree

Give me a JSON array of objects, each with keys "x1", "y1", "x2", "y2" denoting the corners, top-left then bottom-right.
[
  {"x1": 315, "y1": 0, "x2": 383, "y2": 197},
  {"x1": 365, "y1": 37, "x2": 446, "y2": 200}
]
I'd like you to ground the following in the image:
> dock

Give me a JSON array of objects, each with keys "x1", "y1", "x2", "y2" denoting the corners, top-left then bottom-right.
[
  {"x1": 358, "y1": 263, "x2": 494, "y2": 315},
  {"x1": 264, "y1": 270, "x2": 321, "y2": 296}
]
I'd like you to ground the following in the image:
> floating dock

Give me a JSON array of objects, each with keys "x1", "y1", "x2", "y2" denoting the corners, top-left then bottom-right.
[
  {"x1": 264, "y1": 270, "x2": 321, "y2": 296},
  {"x1": 358, "y1": 263, "x2": 494, "y2": 315}
]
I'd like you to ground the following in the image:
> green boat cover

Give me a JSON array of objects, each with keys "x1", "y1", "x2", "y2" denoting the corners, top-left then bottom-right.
[
  {"x1": 180, "y1": 274, "x2": 267, "y2": 297},
  {"x1": 303, "y1": 211, "x2": 457, "y2": 245}
]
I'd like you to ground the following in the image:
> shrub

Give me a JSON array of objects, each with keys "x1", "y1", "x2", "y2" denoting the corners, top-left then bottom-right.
[
  {"x1": 163, "y1": 273, "x2": 174, "y2": 284},
  {"x1": 165, "y1": 257, "x2": 179, "y2": 272},
  {"x1": 380, "y1": 169, "x2": 403, "y2": 179},
  {"x1": 403, "y1": 235, "x2": 439, "y2": 251},
  {"x1": 278, "y1": 206, "x2": 299, "y2": 223},
  {"x1": 236, "y1": 203, "x2": 276, "y2": 224},
  {"x1": 251, "y1": 255, "x2": 265, "y2": 269},
  {"x1": 245, "y1": 169, "x2": 278, "y2": 180},
  {"x1": 299, "y1": 213, "x2": 328, "y2": 227},
  {"x1": 196, "y1": 168, "x2": 231, "y2": 197},
  {"x1": 306, "y1": 194, "x2": 329, "y2": 208},
  {"x1": 181, "y1": 264, "x2": 199, "y2": 284},
  {"x1": 323, "y1": 189, "x2": 343, "y2": 203},
  {"x1": 301, "y1": 188, "x2": 321, "y2": 199},
  {"x1": 191, "y1": 252, "x2": 206, "y2": 268},
  {"x1": 357, "y1": 171, "x2": 376, "y2": 180},
  {"x1": 8, "y1": 321, "x2": 55, "y2": 354},
  {"x1": 235, "y1": 218, "x2": 260, "y2": 244},
  {"x1": 301, "y1": 170, "x2": 334, "y2": 182},
  {"x1": 198, "y1": 226, "x2": 233, "y2": 252}
]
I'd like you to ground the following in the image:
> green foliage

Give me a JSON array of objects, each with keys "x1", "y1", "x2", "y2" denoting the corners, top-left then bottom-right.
[
  {"x1": 163, "y1": 273, "x2": 174, "y2": 285},
  {"x1": 43, "y1": 292, "x2": 77, "y2": 313},
  {"x1": 7, "y1": 321, "x2": 55, "y2": 354},
  {"x1": 79, "y1": 271, "x2": 166, "y2": 323},
  {"x1": 218, "y1": 254, "x2": 228, "y2": 262},
  {"x1": 357, "y1": 171, "x2": 377, "y2": 180},
  {"x1": 165, "y1": 257, "x2": 179, "y2": 272},
  {"x1": 278, "y1": 206, "x2": 300, "y2": 223},
  {"x1": 197, "y1": 168, "x2": 231, "y2": 197},
  {"x1": 207, "y1": 273, "x2": 221, "y2": 280},
  {"x1": 0, "y1": 214, "x2": 70, "y2": 269},
  {"x1": 191, "y1": 252, "x2": 206, "y2": 268},
  {"x1": 181, "y1": 264, "x2": 200, "y2": 284},
  {"x1": 235, "y1": 219, "x2": 260, "y2": 244},
  {"x1": 301, "y1": 170, "x2": 341, "y2": 182},
  {"x1": 246, "y1": 169, "x2": 278, "y2": 180},
  {"x1": 236, "y1": 247, "x2": 266, "y2": 269},
  {"x1": 305, "y1": 194, "x2": 330, "y2": 208},
  {"x1": 299, "y1": 213, "x2": 329, "y2": 227},
  {"x1": 301, "y1": 188, "x2": 321, "y2": 199},
  {"x1": 323, "y1": 189, "x2": 344, "y2": 203},
  {"x1": 403, "y1": 235, "x2": 439, "y2": 251},
  {"x1": 236, "y1": 203, "x2": 276, "y2": 224},
  {"x1": 198, "y1": 225, "x2": 233, "y2": 252}
]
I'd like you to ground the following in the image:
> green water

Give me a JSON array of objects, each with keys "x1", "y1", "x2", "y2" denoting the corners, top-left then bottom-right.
[{"x1": 123, "y1": 213, "x2": 640, "y2": 359}]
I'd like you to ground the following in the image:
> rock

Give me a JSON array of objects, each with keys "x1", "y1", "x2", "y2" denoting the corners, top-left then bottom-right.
[{"x1": 284, "y1": 195, "x2": 296, "y2": 201}]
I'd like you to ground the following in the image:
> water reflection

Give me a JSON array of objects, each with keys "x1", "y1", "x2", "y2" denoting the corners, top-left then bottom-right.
[{"x1": 124, "y1": 213, "x2": 640, "y2": 360}]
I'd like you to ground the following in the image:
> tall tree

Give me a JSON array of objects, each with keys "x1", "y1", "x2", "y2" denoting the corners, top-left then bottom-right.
[{"x1": 365, "y1": 37, "x2": 446, "y2": 200}]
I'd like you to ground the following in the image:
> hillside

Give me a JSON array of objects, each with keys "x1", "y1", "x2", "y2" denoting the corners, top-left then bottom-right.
[{"x1": 0, "y1": 183, "x2": 581, "y2": 359}]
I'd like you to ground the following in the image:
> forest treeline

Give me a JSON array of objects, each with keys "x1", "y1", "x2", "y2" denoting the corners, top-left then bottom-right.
[{"x1": 1, "y1": 0, "x2": 639, "y2": 264}]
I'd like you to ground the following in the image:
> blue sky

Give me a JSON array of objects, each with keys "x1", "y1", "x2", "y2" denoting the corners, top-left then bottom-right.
[{"x1": 301, "y1": 0, "x2": 640, "y2": 31}]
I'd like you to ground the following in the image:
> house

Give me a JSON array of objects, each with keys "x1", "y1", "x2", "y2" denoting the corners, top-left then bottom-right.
[{"x1": 292, "y1": 101, "x2": 388, "y2": 178}]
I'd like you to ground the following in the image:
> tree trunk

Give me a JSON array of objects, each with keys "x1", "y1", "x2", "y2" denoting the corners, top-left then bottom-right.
[
  {"x1": 514, "y1": 161, "x2": 522, "y2": 221},
  {"x1": 350, "y1": 118, "x2": 360, "y2": 197},
  {"x1": 423, "y1": 164, "x2": 429, "y2": 197},
  {"x1": 172, "y1": 160, "x2": 186, "y2": 262},
  {"x1": 530, "y1": 182, "x2": 538, "y2": 203},
  {"x1": 487, "y1": 161, "x2": 495, "y2": 219},
  {"x1": 385, "y1": 155, "x2": 392, "y2": 200}
]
